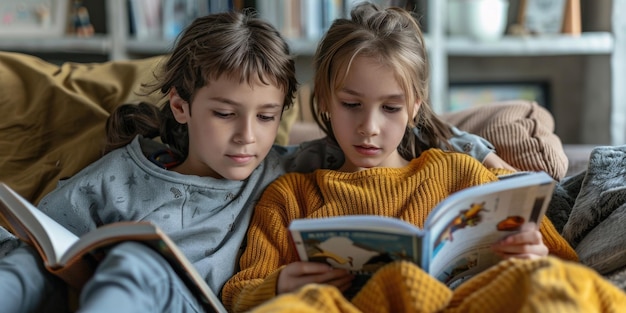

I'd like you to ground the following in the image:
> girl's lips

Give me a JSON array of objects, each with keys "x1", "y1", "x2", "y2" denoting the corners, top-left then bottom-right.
[{"x1": 354, "y1": 145, "x2": 380, "y2": 156}]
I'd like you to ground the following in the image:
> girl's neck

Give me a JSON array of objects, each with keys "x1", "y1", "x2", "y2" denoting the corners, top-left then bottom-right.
[{"x1": 337, "y1": 151, "x2": 410, "y2": 172}]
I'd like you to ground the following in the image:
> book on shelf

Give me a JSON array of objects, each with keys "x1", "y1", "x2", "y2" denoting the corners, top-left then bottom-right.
[
  {"x1": 256, "y1": 0, "x2": 344, "y2": 41},
  {"x1": 128, "y1": 0, "x2": 162, "y2": 40},
  {"x1": 0, "y1": 182, "x2": 226, "y2": 313},
  {"x1": 289, "y1": 171, "x2": 556, "y2": 296}
]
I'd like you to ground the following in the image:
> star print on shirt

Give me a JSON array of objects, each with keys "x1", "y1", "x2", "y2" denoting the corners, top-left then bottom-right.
[
  {"x1": 224, "y1": 192, "x2": 235, "y2": 201},
  {"x1": 79, "y1": 183, "x2": 96, "y2": 195},
  {"x1": 125, "y1": 174, "x2": 137, "y2": 188}
]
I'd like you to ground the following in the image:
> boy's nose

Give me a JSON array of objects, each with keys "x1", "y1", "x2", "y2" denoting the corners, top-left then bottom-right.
[{"x1": 234, "y1": 121, "x2": 256, "y2": 144}]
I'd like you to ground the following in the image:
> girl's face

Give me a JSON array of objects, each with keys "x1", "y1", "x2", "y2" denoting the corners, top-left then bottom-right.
[
  {"x1": 330, "y1": 56, "x2": 418, "y2": 172},
  {"x1": 169, "y1": 75, "x2": 284, "y2": 180}
]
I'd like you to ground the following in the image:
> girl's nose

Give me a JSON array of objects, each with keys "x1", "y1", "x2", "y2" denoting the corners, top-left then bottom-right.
[{"x1": 357, "y1": 113, "x2": 380, "y2": 137}]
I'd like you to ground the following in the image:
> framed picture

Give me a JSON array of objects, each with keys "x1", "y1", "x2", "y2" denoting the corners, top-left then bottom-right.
[
  {"x1": 448, "y1": 82, "x2": 550, "y2": 112},
  {"x1": 0, "y1": 0, "x2": 68, "y2": 37},
  {"x1": 517, "y1": 0, "x2": 566, "y2": 34}
]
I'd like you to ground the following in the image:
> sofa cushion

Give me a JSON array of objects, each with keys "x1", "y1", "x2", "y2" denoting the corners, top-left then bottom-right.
[
  {"x1": 559, "y1": 145, "x2": 626, "y2": 275},
  {"x1": 440, "y1": 100, "x2": 568, "y2": 181}
]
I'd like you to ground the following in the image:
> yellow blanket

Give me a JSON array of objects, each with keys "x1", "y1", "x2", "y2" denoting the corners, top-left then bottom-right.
[{"x1": 251, "y1": 257, "x2": 626, "y2": 313}]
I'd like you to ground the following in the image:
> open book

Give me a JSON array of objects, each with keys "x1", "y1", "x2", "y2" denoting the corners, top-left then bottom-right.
[
  {"x1": 0, "y1": 182, "x2": 226, "y2": 313},
  {"x1": 289, "y1": 171, "x2": 556, "y2": 295}
]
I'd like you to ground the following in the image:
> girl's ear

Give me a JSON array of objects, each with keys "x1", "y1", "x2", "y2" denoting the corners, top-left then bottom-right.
[
  {"x1": 412, "y1": 100, "x2": 421, "y2": 121},
  {"x1": 169, "y1": 87, "x2": 189, "y2": 124}
]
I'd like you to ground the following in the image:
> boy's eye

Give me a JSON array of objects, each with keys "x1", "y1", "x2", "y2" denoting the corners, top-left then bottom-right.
[{"x1": 213, "y1": 111, "x2": 233, "y2": 118}]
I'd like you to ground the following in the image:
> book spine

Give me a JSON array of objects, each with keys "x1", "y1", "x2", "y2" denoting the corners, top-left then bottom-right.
[{"x1": 48, "y1": 255, "x2": 98, "y2": 290}]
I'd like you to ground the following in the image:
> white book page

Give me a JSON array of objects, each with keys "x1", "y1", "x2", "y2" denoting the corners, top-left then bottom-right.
[
  {"x1": 290, "y1": 215, "x2": 424, "y2": 236},
  {"x1": 28, "y1": 207, "x2": 78, "y2": 266},
  {"x1": 0, "y1": 184, "x2": 78, "y2": 266},
  {"x1": 422, "y1": 172, "x2": 554, "y2": 285}
]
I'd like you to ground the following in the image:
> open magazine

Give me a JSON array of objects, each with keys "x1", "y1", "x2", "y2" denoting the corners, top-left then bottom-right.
[
  {"x1": 289, "y1": 171, "x2": 556, "y2": 295},
  {"x1": 0, "y1": 182, "x2": 226, "y2": 313}
]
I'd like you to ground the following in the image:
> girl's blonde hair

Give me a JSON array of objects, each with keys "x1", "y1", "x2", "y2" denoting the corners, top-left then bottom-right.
[
  {"x1": 106, "y1": 11, "x2": 297, "y2": 156},
  {"x1": 312, "y1": 2, "x2": 453, "y2": 160}
]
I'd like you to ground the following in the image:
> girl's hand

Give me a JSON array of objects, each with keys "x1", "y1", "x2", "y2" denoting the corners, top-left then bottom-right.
[
  {"x1": 277, "y1": 261, "x2": 354, "y2": 294},
  {"x1": 492, "y1": 222, "x2": 548, "y2": 259}
]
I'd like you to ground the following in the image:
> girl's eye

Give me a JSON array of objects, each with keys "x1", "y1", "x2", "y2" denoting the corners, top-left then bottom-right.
[
  {"x1": 341, "y1": 102, "x2": 360, "y2": 108},
  {"x1": 258, "y1": 114, "x2": 276, "y2": 122},
  {"x1": 383, "y1": 105, "x2": 403, "y2": 113}
]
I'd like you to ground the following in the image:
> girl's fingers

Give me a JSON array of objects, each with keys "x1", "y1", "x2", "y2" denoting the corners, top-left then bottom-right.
[
  {"x1": 498, "y1": 222, "x2": 542, "y2": 245},
  {"x1": 493, "y1": 223, "x2": 548, "y2": 258},
  {"x1": 278, "y1": 262, "x2": 353, "y2": 294},
  {"x1": 283, "y1": 261, "x2": 334, "y2": 276},
  {"x1": 325, "y1": 273, "x2": 355, "y2": 291}
]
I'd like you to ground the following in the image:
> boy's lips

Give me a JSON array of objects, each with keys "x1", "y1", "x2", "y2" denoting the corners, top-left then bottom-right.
[{"x1": 227, "y1": 154, "x2": 255, "y2": 164}]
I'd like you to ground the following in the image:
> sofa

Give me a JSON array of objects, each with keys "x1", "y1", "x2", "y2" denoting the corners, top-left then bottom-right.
[{"x1": 0, "y1": 51, "x2": 624, "y2": 291}]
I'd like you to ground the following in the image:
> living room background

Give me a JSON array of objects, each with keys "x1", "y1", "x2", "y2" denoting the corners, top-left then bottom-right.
[{"x1": 0, "y1": 0, "x2": 623, "y2": 145}]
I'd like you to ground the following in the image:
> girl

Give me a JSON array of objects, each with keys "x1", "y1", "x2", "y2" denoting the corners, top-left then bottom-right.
[
  {"x1": 0, "y1": 8, "x2": 503, "y2": 313},
  {"x1": 221, "y1": 4, "x2": 622, "y2": 313}
]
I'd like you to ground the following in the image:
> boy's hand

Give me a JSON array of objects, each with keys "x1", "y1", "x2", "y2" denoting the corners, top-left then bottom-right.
[
  {"x1": 277, "y1": 261, "x2": 354, "y2": 294},
  {"x1": 492, "y1": 222, "x2": 548, "y2": 259}
]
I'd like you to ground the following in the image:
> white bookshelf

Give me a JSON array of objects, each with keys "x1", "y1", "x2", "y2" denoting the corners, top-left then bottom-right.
[
  {"x1": 426, "y1": 0, "x2": 625, "y2": 146},
  {"x1": 0, "y1": 36, "x2": 111, "y2": 54},
  {"x1": 0, "y1": 0, "x2": 624, "y2": 145},
  {"x1": 445, "y1": 32, "x2": 613, "y2": 56}
]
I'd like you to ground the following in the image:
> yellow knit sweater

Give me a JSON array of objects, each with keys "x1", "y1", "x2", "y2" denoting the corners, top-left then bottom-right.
[{"x1": 222, "y1": 149, "x2": 584, "y2": 312}]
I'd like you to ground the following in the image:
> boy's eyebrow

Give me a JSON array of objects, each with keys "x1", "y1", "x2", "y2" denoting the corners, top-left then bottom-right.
[
  {"x1": 210, "y1": 97, "x2": 283, "y2": 109},
  {"x1": 339, "y1": 88, "x2": 405, "y2": 101}
]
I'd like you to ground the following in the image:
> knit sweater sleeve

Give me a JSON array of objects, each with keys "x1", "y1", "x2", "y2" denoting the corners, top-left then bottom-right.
[
  {"x1": 540, "y1": 217, "x2": 578, "y2": 261},
  {"x1": 221, "y1": 173, "x2": 311, "y2": 312}
]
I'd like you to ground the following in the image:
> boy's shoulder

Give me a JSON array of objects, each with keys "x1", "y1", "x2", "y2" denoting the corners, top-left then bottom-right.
[
  {"x1": 65, "y1": 136, "x2": 162, "y2": 181},
  {"x1": 273, "y1": 137, "x2": 344, "y2": 173}
]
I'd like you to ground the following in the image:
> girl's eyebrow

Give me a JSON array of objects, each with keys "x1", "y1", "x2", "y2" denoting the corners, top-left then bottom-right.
[
  {"x1": 339, "y1": 88, "x2": 405, "y2": 101},
  {"x1": 210, "y1": 97, "x2": 282, "y2": 109}
]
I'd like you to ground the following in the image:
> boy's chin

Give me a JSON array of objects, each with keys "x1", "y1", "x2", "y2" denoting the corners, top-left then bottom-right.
[{"x1": 218, "y1": 167, "x2": 258, "y2": 181}]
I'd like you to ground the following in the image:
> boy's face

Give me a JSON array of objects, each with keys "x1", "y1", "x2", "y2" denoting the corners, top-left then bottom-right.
[
  {"x1": 330, "y1": 56, "x2": 418, "y2": 172},
  {"x1": 170, "y1": 75, "x2": 284, "y2": 180}
]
